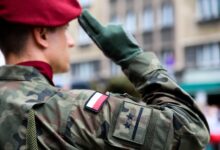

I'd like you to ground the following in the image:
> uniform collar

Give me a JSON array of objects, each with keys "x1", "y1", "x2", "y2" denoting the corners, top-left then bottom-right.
[
  {"x1": 0, "y1": 63, "x2": 54, "y2": 86},
  {"x1": 17, "y1": 61, "x2": 54, "y2": 85}
]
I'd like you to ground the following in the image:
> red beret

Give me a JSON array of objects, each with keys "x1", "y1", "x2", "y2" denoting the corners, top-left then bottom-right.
[{"x1": 0, "y1": 0, "x2": 82, "y2": 26}]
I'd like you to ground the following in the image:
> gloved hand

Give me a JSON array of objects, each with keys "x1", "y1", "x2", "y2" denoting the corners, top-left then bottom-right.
[{"x1": 78, "y1": 10, "x2": 142, "y2": 65}]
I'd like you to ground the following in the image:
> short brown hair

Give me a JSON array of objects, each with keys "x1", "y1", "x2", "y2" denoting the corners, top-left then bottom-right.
[
  {"x1": 0, "y1": 20, "x2": 59, "y2": 57},
  {"x1": 0, "y1": 19, "x2": 34, "y2": 57}
]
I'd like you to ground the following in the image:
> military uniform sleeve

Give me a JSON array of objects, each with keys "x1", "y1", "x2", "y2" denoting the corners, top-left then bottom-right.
[
  {"x1": 120, "y1": 52, "x2": 210, "y2": 149},
  {"x1": 62, "y1": 53, "x2": 210, "y2": 150}
]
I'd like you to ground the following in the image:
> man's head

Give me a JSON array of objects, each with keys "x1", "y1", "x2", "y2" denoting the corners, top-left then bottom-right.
[{"x1": 0, "y1": 0, "x2": 82, "y2": 73}]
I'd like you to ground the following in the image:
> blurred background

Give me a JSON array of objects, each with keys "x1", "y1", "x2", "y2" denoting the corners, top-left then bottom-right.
[{"x1": 0, "y1": 0, "x2": 220, "y2": 149}]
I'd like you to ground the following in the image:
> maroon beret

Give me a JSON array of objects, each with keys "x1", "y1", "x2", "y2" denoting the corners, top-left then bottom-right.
[{"x1": 0, "y1": 0, "x2": 82, "y2": 26}]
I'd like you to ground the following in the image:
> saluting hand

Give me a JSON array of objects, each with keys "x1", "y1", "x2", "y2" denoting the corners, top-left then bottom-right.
[{"x1": 78, "y1": 10, "x2": 142, "y2": 65}]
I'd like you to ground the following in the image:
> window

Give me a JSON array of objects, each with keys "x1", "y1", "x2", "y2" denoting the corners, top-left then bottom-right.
[
  {"x1": 161, "y1": 2, "x2": 174, "y2": 28},
  {"x1": 124, "y1": 10, "x2": 136, "y2": 33},
  {"x1": 80, "y1": 0, "x2": 92, "y2": 8},
  {"x1": 197, "y1": 0, "x2": 220, "y2": 21},
  {"x1": 185, "y1": 47, "x2": 196, "y2": 68},
  {"x1": 71, "y1": 61, "x2": 100, "y2": 82},
  {"x1": 78, "y1": 27, "x2": 92, "y2": 47},
  {"x1": 161, "y1": 28, "x2": 174, "y2": 43},
  {"x1": 143, "y1": 7, "x2": 154, "y2": 31},
  {"x1": 185, "y1": 43, "x2": 220, "y2": 68}
]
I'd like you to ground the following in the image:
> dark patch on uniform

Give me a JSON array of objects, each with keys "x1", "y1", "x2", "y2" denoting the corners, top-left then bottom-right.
[
  {"x1": 124, "y1": 121, "x2": 132, "y2": 129},
  {"x1": 23, "y1": 70, "x2": 39, "y2": 81},
  {"x1": 148, "y1": 83, "x2": 162, "y2": 91},
  {"x1": 140, "y1": 71, "x2": 169, "y2": 94},
  {"x1": 36, "y1": 122, "x2": 43, "y2": 136},
  {"x1": 63, "y1": 117, "x2": 78, "y2": 146},
  {"x1": 163, "y1": 104, "x2": 193, "y2": 124},
  {"x1": 173, "y1": 115, "x2": 182, "y2": 130},
  {"x1": 64, "y1": 116, "x2": 74, "y2": 138},
  {"x1": 173, "y1": 88, "x2": 194, "y2": 106},
  {"x1": 13, "y1": 133, "x2": 26, "y2": 149},
  {"x1": 22, "y1": 119, "x2": 27, "y2": 127},
  {"x1": 124, "y1": 113, "x2": 135, "y2": 129},
  {"x1": 127, "y1": 113, "x2": 134, "y2": 120},
  {"x1": 57, "y1": 92, "x2": 64, "y2": 98},
  {"x1": 27, "y1": 89, "x2": 53, "y2": 102},
  {"x1": 13, "y1": 120, "x2": 27, "y2": 149},
  {"x1": 98, "y1": 121, "x2": 110, "y2": 140}
]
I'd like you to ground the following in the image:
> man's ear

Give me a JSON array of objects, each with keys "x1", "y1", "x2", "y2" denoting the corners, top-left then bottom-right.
[{"x1": 32, "y1": 27, "x2": 49, "y2": 48}]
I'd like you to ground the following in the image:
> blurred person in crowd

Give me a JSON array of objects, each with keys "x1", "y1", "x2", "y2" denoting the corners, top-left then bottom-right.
[{"x1": 0, "y1": 0, "x2": 209, "y2": 149}]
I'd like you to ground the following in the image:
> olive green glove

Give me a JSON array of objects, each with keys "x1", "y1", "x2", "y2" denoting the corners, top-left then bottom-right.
[{"x1": 78, "y1": 10, "x2": 142, "y2": 65}]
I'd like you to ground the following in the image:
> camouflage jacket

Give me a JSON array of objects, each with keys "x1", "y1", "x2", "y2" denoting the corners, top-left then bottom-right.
[{"x1": 0, "y1": 52, "x2": 209, "y2": 150}]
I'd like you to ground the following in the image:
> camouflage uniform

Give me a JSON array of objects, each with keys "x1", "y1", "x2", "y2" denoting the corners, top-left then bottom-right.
[{"x1": 0, "y1": 52, "x2": 209, "y2": 149}]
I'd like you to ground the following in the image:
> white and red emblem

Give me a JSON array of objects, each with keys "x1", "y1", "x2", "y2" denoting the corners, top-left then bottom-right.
[{"x1": 85, "y1": 92, "x2": 109, "y2": 113}]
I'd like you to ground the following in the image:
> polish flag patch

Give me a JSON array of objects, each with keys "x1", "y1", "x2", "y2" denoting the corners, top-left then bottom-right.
[{"x1": 85, "y1": 92, "x2": 109, "y2": 113}]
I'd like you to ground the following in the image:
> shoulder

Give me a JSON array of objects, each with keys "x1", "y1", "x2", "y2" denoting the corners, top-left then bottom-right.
[{"x1": 38, "y1": 88, "x2": 114, "y2": 115}]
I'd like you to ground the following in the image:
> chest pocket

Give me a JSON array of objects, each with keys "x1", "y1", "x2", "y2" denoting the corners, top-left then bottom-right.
[{"x1": 112, "y1": 101, "x2": 174, "y2": 150}]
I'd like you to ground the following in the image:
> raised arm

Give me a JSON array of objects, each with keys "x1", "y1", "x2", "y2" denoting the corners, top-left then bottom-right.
[{"x1": 74, "y1": 10, "x2": 210, "y2": 149}]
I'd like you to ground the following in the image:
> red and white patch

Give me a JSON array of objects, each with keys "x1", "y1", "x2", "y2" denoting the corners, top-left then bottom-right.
[{"x1": 85, "y1": 92, "x2": 109, "y2": 113}]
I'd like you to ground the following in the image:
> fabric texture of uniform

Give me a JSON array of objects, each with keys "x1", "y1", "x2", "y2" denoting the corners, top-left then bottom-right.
[
  {"x1": 0, "y1": 51, "x2": 210, "y2": 149},
  {"x1": 0, "y1": 0, "x2": 82, "y2": 26}
]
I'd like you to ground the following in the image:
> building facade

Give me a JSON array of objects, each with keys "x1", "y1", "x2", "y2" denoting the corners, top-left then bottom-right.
[{"x1": 175, "y1": 0, "x2": 220, "y2": 105}]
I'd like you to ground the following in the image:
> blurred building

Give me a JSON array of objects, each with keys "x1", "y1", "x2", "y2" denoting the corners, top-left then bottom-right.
[
  {"x1": 60, "y1": 0, "x2": 220, "y2": 102},
  {"x1": 175, "y1": 0, "x2": 220, "y2": 105}
]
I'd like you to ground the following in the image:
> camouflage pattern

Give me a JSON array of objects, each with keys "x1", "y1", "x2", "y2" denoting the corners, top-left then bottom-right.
[{"x1": 0, "y1": 52, "x2": 209, "y2": 149}]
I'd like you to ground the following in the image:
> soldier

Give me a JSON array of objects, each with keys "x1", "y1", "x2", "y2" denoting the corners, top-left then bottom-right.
[{"x1": 0, "y1": 0, "x2": 209, "y2": 149}]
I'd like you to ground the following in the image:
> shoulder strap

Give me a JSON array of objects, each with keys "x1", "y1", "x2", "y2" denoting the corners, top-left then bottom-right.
[{"x1": 26, "y1": 109, "x2": 38, "y2": 150}]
